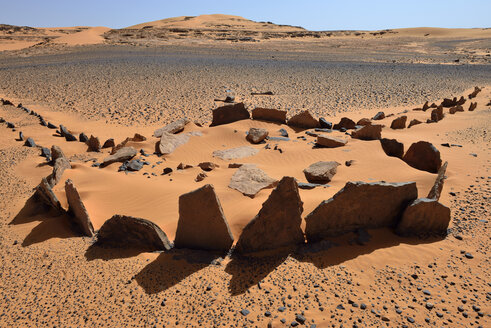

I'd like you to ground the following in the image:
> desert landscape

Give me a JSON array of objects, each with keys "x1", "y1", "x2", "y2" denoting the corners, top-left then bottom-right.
[{"x1": 0, "y1": 13, "x2": 490, "y2": 328}]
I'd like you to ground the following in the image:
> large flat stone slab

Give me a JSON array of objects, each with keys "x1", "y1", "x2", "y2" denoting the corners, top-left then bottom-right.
[
  {"x1": 229, "y1": 164, "x2": 278, "y2": 198},
  {"x1": 212, "y1": 146, "x2": 259, "y2": 160},
  {"x1": 65, "y1": 179, "x2": 95, "y2": 237}
]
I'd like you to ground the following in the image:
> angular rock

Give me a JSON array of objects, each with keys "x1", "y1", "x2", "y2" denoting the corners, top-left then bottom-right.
[
  {"x1": 101, "y1": 147, "x2": 137, "y2": 167},
  {"x1": 79, "y1": 133, "x2": 89, "y2": 143},
  {"x1": 102, "y1": 138, "x2": 115, "y2": 148},
  {"x1": 87, "y1": 135, "x2": 101, "y2": 152},
  {"x1": 48, "y1": 157, "x2": 71, "y2": 187},
  {"x1": 18, "y1": 131, "x2": 24, "y2": 141},
  {"x1": 351, "y1": 124, "x2": 382, "y2": 140},
  {"x1": 441, "y1": 98, "x2": 457, "y2": 107},
  {"x1": 59, "y1": 125, "x2": 69, "y2": 137},
  {"x1": 456, "y1": 96, "x2": 466, "y2": 106},
  {"x1": 235, "y1": 177, "x2": 305, "y2": 254},
  {"x1": 287, "y1": 110, "x2": 320, "y2": 129},
  {"x1": 372, "y1": 112, "x2": 385, "y2": 120},
  {"x1": 24, "y1": 137, "x2": 36, "y2": 147},
  {"x1": 64, "y1": 132, "x2": 77, "y2": 142},
  {"x1": 316, "y1": 135, "x2": 348, "y2": 148},
  {"x1": 210, "y1": 102, "x2": 250, "y2": 127},
  {"x1": 357, "y1": 118, "x2": 371, "y2": 126},
  {"x1": 246, "y1": 128, "x2": 268, "y2": 144},
  {"x1": 402, "y1": 141, "x2": 442, "y2": 173},
  {"x1": 159, "y1": 132, "x2": 190, "y2": 155},
  {"x1": 229, "y1": 164, "x2": 278, "y2": 198},
  {"x1": 51, "y1": 145, "x2": 66, "y2": 162},
  {"x1": 35, "y1": 177, "x2": 63, "y2": 212},
  {"x1": 131, "y1": 133, "x2": 146, "y2": 142},
  {"x1": 319, "y1": 117, "x2": 332, "y2": 129},
  {"x1": 6, "y1": 122, "x2": 15, "y2": 129},
  {"x1": 126, "y1": 159, "x2": 144, "y2": 171},
  {"x1": 47, "y1": 122, "x2": 57, "y2": 129},
  {"x1": 198, "y1": 162, "x2": 219, "y2": 171},
  {"x1": 213, "y1": 146, "x2": 259, "y2": 160},
  {"x1": 408, "y1": 119, "x2": 422, "y2": 128},
  {"x1": 177, "y1": 163, "x2": 193, "y2": 170},
  {"x1": 396, "y1": 198, "x2": 450, "y2": 237},
  {"x1": 390, "y1": 116, "x2": 407, "y2": 129},
  {"x1": 175, "y1": 184, "x2": 234, "y2": 251},
  {"x1": 65, "y1": 179, "x2": 95, "y2": 236},
  {"x1": 305, "y1": 181, "x2": 417, "y2": 241},
  {"x1": 154, "y1": 118, "x2": 190, "y2": 137},
  {"x1": 430, "y1": 106, "x2": 444, "y2": 122},
  {"x1": 251, "y1": 107, "x2": 287, "y2": 124},
  {"x1": 97, "y1": 215, "x2": 172, "y2": 251},
  {"x1": 333, "y1": 117, "x2": 356, "y2": 130},
  {"x1": 422, "y1": 101, "x2": 430, "y2": 111},
  {"x1": 41, "y1": 147, "x2": 51, "y2": 161},
  {"x1": 468, "y1": 102, "x2": 477, "y2": 111},
  {"x1": 468, "y1": 86, "x2": 481, "y2": 99},
  {"x1": 449, "y1": 105, "x2": 464, "y2": 114},
  {"x1": 195, "y1": 172, "x2": 207, "y2": 182},
  {"x1": 279, "y1": 128, "x2": 289, "y2": 137},
  {"x1": 427, "y1": 161, "x2": 448, "y2": 201},
  {"x1": 303, "y1": 161, "x2": 340, "y2": 183},
  {"x1": 380, "y1": 138, "x2": 404, "y2": 159}
]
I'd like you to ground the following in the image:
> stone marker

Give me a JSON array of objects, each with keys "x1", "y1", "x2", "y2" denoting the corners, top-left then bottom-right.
[
  {"x1": 305, "y1": 181, "x2": 417, "y2": 242},
  {"x1": 35, "y1": 177, "x2": 63, "y2": 212},
  {"x1": 87, "y1": 135, "x2": 101, "y2": 152},
  {"x1": 333, "y1": 117, "x2": 356, "y2": 130},
  {"x1": 65, "y1": 179, "x2": 95, "y2": 236},
  {"x1": 175, "y1": 184, "x2": 234, "y2": 251},
  {"x1": 408, "y1": 119, "x2": 422, "y2": 128},
  {"x1": 102, "y1": 138, "x2": 115, "y2": 148},
  {"x1": 380, "y1": 138, "x2": 404, "y2": 159},
  {"x1": 427, "y1": 161, "x2": 448, "y2": 201},
  {"x1": 372, "y1": 111, "x2": 385, "y2": 120},
  {"x1": 390, "y1": 116, "x2": 407, "y2": 129},
  {"x1": 48, "y1": 157, "x2": 71, "y2": 187},
  {"x1": 51, "y1": 145, "x2": 66, "y2": 162},
  {"x1": 97, "y1": 215, "x2": 172, "y2": 251},
  {"x1": 235, "y1": 177, "x2": 305, "y2": 254}
]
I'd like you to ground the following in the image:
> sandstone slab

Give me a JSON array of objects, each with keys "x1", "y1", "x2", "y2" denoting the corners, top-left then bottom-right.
[
  {"x1": 351, "y1": 124, "x2": 382, "y2": 140},
  {"x1": 154, "y1": 118, "x2": 190, "y2": 137},
  {"x1": 101, "y1": 147, "x2": 137, "y2": 167},
  {"x1": 212, "y1": 146, "x2": 259, "y2": 160},
  {"x1": 229, "y1": 164, "x2": 278, "y2": 198},
  {"x1": 210, "y1": 102, "x2": 250, "y2": 127},
  {"x1": 402, "y1": 141, "x2": 442, "y2": 173},
  {"x1": 287, "y1": 110, "x2": 320, "y2": 129},
  {"x1": 396, "y1": 198, "x2": 450, "y2": 237},
  {"x1": 65, "y1": 179, "x2": 95, "y2": 236},
  {"x1": 303, "y1": 161, "x2": 340, "y2": 183},
  {"x1": 251, "y1": 107, "x2": 287, "y2": 124},
  {"x1": 316, "y1": 135, "x2": 348, "y2": 148}
]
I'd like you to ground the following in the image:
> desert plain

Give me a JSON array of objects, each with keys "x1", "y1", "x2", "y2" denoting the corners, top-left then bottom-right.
[{"x1": 0, "y1": 14, "x2": 490, "y2": 328}]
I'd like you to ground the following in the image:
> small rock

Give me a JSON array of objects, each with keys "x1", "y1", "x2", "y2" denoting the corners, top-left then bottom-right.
[
  {"x1": 198, "y1": 162, "x2": 219, "y2": 171},
  {"x1": 390, "y1": 116, "x2": 407, "y2": 129},
  {"x1": 372, "y1": 111, "x2": 385, "y2": 120},
  {"x1": 24, "y1": 137, "x2": 36, "y2": 147},
  {"x1": 303, "y1": 161, "x2": 340, "y2": 184},
  {"x1": 246, "y1": 128, "x2": 269, "y2": 144},
  {"x1": 315, "y1": 134, "x2": 348, "y2": 148},
  {"x1": 79, "y1": 133, "x2": 89, "y2": 142}
]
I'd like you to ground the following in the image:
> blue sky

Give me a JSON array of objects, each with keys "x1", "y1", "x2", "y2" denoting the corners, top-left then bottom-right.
[{"x1": 2, "y1": 0, "x2": 490, "y2": 30}]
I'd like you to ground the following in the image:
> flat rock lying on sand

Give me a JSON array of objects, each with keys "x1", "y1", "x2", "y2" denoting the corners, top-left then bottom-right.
[
  {"x1": 251, "y1": 107, "x2": 287, "y2": 124},
  {"x1": 287, "y1": 110, "x2": 320, "y2": 129},
  {"x1": 87, "y1": 135, "x2": 101, "y2": 152},
  {"x1": 303, "y1": 161, "x2": 340, "y2": 183},
  {"x1": 390, "y1": 116, "x2": 407, "y2": 129},
  {"x1": 159, "y1": 132, "x2": 190, "y2": 155},
  {"x1": 35, "y1": 177, "x2": 63, "y2": 212},
  {"x1": 402, "y1": 141, "x2": 442, "y2": 173},
  {"x1": 333, "y1": 117, "x2": 356, "y2": 130},
  {"x1": 154, "y1": 118, "x2": 190, "y2": 137},
  {"x1": 396, "y1": 198, "x2": 450, "y2": 237},
  {"x1": 305, "y1": 181, "x2": 417, "y2": 242},
  {"x1": 97, "y1": 215, "x2": 172, "y2": 251},
  {"x1": 101, "y1": 147, "x2": 137, "y2": 167},
  {"x1": 65, "y1": 179, "x2": 95, "y2": 237},
  {"x1": 229, "y1": 164, "x2": 278, "y2": 198},
  {"x1": 213, "y1": 146, "x2": 259, "y2": 160},
  {"x1": 174, "y1": 184, "x2": 233, "y2": 251},
  {"x1": 48, "y1": 157, "x2": 71, "y2": 187},
  {"x1": 351, "y1": 124, "x2": 382, "y2": 140},
  {"x1": 246, "y1": 128, "x2": 268, "y2": 144},
  {"x1": 427, "y1": 161, "x2": 448, "y2": 201},
  {"x1": 380, "y1": 138, "x2": 404, "y2": 159},
  {"x1": 316, "y1": 135, "x2": 348, "y2": 148},
  {"x1": 235, "y1": 177, "x2": 305, "y2": 254},
  {"x1": 210, "y1": 102, "x2": 250, "y2": 127}
]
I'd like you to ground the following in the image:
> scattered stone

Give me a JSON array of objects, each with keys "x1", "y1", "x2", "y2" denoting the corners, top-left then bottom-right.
[
  {"x1": 229, "y1": 164, "x2": 278, "y2": 198},
  {"x1": 195, "y1": 172, "x2": 207, "y2": 182},
  {"x1": 408, "y1": 119, "x2": 422, "y2": 128},
  {"x1": 464, "y1": 253, "x2": 474, "y2": 259},
  {"x1": 279, "y1": 128, "x2": 289, "y2": 137},
  {"x1": 287, "y1": 110, "x2": 320, "y2": 129},
  {"x1": 210, "y1": 102, "x2": 250, "y2": 127},
  {"x1": 246, "y1": 128, "x2": 269, "y2": 144},
  {"x1": 251, "y1": 107, "x2": 287, "y2": 124},
  {"x1": 177, "y1": 163, "x2": 193, "y2": 170},
  {"x1": 87, "y1": 135, "x2": 101, "y2": 152},
  {"x1": 468, "y1": 102, "x2": 477, "y2": 111},
  {"x1": 48, "y1": 157, "x2": 71, "y2": 187},
  {"x1": 6, "y1": 122, "x2": 14, "y2": 129},
  {"x1": 333, "y1": 117, "x2": 356, "y2": 130},
  {"x1": 441, "y1": 98, "x2": 457, "y2": 107},
  {"x1": 159, "y1": 132, "x2": 190, "y2": 155},
  {"x1": 402, "y1": 141, "x2": 442, "y2": 173},
  {"x1": 47, "y1": 122, "x2": 57, "y2": 129},
  {"x1": 422, "y1": 101, "x2": 430, "y2": 111},
  {"x1": 345, "y1": 159, "x2": 355, "y2": 166},
  {"x1": 97, "y1": 215, "x2": 172, "y2": 251},
  {"x1": 357, "y1": 118, "x2": 371, "y2": 126},
  {"x1": 101, "y1": 147, "x2": 137, "y2": 167},
  {"x1": 390, "y1": 116, "x2": 407, "y2": 129},
  {"x1": 131, "y1": 133, "x2": 146, "y2": 142},
  {"x1": 316, "y1": 134, "x2": 348, "y2": 148},
  {"x1": 154, "y1": 118, "x2": 190, "y2": 137},
  {"x1": 162, "y1": 167, "x2": 173, "y2": 175},
  {"x1": 396, "y1": 198, "x2": 451, "y2": 237},
  {"x1": 65, "y1": 179, "x2": 95, "y2": 236},
  {"x1": 198, "y1": 162, "x2": 219, "y2": 171},
  {"x1": 79, "y1": 133, "x2": 89, "y2": 143},
  {"x1": 235, "y1": 177, "x2": 305, "y2": 254},
  {"x1": 303, "y1": 161, "x2": 340, "y2": 183},
  {"x1": 64, "y1": 132, "x2": 77, "y2": 142},
  {"x1": 305, "y1": 181, "x2": 417, "y2": 241},
  {"x1": 18, "y1": 131, "x2": 24, "y2": 141},
  {"x1": 24, "y1": 137, "x2": 36, "y2": 147},
  {"x1": 380, "y1": 138, "x2": 404, "y2": 159},
  {"x1": 298, "y1": 182, "x2": 323, "y2": 190},
  {"x1": 212, "y1": 146, "x2": 259, "y2": 160},
  {"x1": 372, "y1": 111, "x2": 385, "y2": 120},
  {"x1": 351, "y1": 124, "x2": 382, "y2": 140},
  {"x1": 468, "y1": 86, "x2": 481, "y2": 99},
  {"x1": 102, "y1": 138, "x2": 115, "y2": 148},
  {"x1": 228, "y1": 163, "x2": 243, "y2": 168},
  {"x1": 427, "y1": 161, "x2": 448, "y2": 200},
  {"x1": 175, "y1": 184, "x2": 234, "y2": 251}
]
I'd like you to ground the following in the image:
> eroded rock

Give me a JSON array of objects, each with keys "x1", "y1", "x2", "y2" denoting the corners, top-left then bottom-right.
[
  {"x1": 316, "y1": 135, "x2": 348, "y2": 148},
  {"x1": 210, "y1": 103, "x2": 250, "y2": 127},
  {"x1": 65, "y1": 179, "x2": 95, "y2": 236},
  {"x1": 303, "y1": 161, "x2": 340, "y2": 184},
  {"x1": 229, "y1": 164, "x2": 278, "y2": 198},
  {"x1": 212, "y1": 146, "x2": 259, "y2": 160},
  {"x1": 251, "y1": 107, "x2": 287, "y2": 124},
  {"x1": 159, "y1": 132, "x2": 190, "y2": 155},
  {"x1": 427, "y1": 161, "x2": 448, "y2": 201},
  {"x1": 101, "y1": 147, "x2": 137, "y2": 167},
  {"x1": 287, "y1": 110, "x2": 320, "y2": 129},
  {"x1": 246, "y1": 128, "x2": 269, "y2": 144},
  {"x1": 402, "y1": 141, "x2": 442, "y2": 173},
  {"x1": 390, "y1": 116, "x2": 407, "y2": 129},
  {"x1": 396, "y1": 198, "x2": 450, "y2": 237},
  {"x1": 380, "y1": 138, "x2": 404, "y2": 159}
]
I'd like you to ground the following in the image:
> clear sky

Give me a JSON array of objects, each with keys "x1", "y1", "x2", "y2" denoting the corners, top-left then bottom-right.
[{"x1": 1, "y1": 0, "x2": 490, "y2": 30}]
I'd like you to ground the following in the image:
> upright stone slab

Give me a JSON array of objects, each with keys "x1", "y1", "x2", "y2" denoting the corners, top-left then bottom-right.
[
  {"x1": 235, "y1": 177, "x2": 305, "y2": 254},
  {"x1": 65, "y1": 179, "x2": 95, "y2": 237},
  {"x1": 402, "y1": 141, "x2": 442, "y2": 173},
  {"x1": 174, "y1": 184, "x2": 234, "y2": 251},
  {"x1": 97, "y1": 215, "x2": 172, "y2": 251},
  {"x1": 252, "y1": 107, "x2": 287, "y2": 124},
  {"x1": 396, "y1": 198, "x2": 450, "y2": 237},
  {"x1": 48, "y1": 157, "x2": 71, "y2": 187},
  {"x1": 210, "y1": 103, "x2": 250, "y2": 127},
  {"x1": 305, "y1": 181, "x2": 417, "y2": 242},
  {"x1": 35, "y1": 177, "x2": 63, "y2": 212},
  {"x1": 427, "y1": 161, "x2": 448, "y2": 201},
  {"x1": 287, "y1": 110, "x2": 320, "y2": 129}
]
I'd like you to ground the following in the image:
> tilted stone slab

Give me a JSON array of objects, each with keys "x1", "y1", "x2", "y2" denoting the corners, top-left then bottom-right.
[{"x1": 65, "y1": 179, "x2": 95, "y2": 237}]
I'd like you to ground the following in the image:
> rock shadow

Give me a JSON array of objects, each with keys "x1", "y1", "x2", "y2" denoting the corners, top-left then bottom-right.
[
  {"x1": 9, "y1": 193, "x2": 47, "y2": 225},
  {"x1": 225, "y1": 251, "x2": 289, "y2": 296},
  {"x1": 84, "y1": 244, "x2": 148, "y2": 261},
  {"x1": 135, "y1": 248, "x2": 221, "y2": 294}
]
